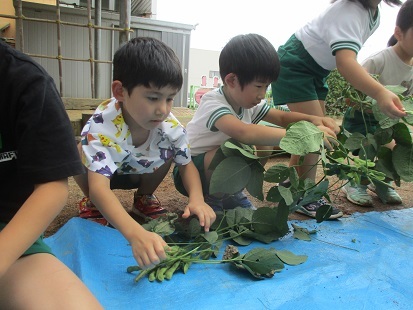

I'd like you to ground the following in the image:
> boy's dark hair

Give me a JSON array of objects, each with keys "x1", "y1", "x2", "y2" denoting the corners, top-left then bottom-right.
[
  {"x1": 387, "y1": 0, "x2": 413, "y2": 47},
  {"x1": 331, "y1": 0, "x2": 402, "y2": 9},
  {"x1": 387, "y1": 35, "x2": 398, "y2": 47},
  {"x1": 113, "y1": 37, "x2": 183, "y2": 95},
  {"x1": 219, "y1": 34, "x2": 280, "y2": 89},
  {"x1": 396, "y1": 0, "x2": 413, "y2": 32}
]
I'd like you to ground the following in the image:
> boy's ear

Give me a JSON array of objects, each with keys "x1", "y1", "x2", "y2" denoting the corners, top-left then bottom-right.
[
  {"x1": 394, "y1": 26, "x2": 403, "y2": 41},
  {"x1": 224, "y1": 73, "x2": 238, "y2": 88},
  {"x1": 112, "y1": 80, "x2": 125, "y2": 101}
]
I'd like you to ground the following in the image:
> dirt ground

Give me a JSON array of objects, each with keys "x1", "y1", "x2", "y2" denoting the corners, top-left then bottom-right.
[{"x1": 45, "y1": 153, "x2": 413, "y2": 237}]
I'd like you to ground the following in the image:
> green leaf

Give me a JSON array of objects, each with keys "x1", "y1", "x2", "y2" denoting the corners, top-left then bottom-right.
[
  {"x1": 275, "y1": 250, "x2": 308, "y2": 265},
  {"x1": 289, "y1": 167, "x2": 300, "y2": 188},
  {"x1": 372, "y1": 103, "x2": 400, "y2": 129},
  {"x1": 385, "y1": 84, "x2": 408, "y2": 94},
  {"x1": 273, "y1": 200, "x2": 290, "y2": 236},
  {"x1": 246, "y1": 162, "x2": 265, "y2": 200},
  {"x1": 142, "y1": 215, "x2": 176, "y2": 236},
  {"x1": 315, "y1": 204, "x2": 333, "y2": 223},
  {"x1": 402, "y1": 97, "x2": 413, "y2": 125},
  {"x1": 344, "y1": 132, "x2": 366, "y2": 151},
  {"x1": 229, "y1": 229, "x2": 253, "y2": 246},
  {"x1": 186, "y1": 218, "x2": 202, "y2": 238},
  {"x1": 278, "y1": 185, "x2": 294, "y2": 206},
  {"x1": 376, "y1": 147, "x2": 397, "y2": 180},
  {"x1": 266, "y1": 186, "x2": 282, "y2": 203},
  {"x1": 292, "y1": 223, "x2": 316, "y2": 241},
  {"x1": 393, "y1": 123, "x2": 413, "y2": 146},
  {"x1": 279, "y1": 121, "x2": 324, "y2": 155},
  {"x1": 264, "y1": 164, "x2": 290, "y2": 183},
  {"x1": 374, "y1": 128, "x2": 393, "y2": 146},
  {"x1": 251, "y1": 207, "x2": 278, "y2": 235},
  {"x1": 238, "y1": 248, "x2": 285, "y2": 278},
  {"x1": 201, "y1": 231, "x2": 219, "y2": 244},
  {"x1": 209, "y1": 157, "x2": 251, "y2": 195},
  {"x1": 224, "y1": 140, "x2": 259, "y2": 159},
  {"x1": 241, "y1": 230, "x2": 281, "y2": 244},
  {"x1": 225, "y1": 207, "x2": 254, "y2": 227},
  {"x1": 370, "y1": 179, "x2": 395, "y2": 204},
  {"x1": 298, "y1": 179, "x2": 329, "y2": 207},
  {"x1": 293, "y1": 230, "x2": 312, "y2": 241},
  {"x1": 393, "y1": 144, "x2": 413, "y2": 182}
]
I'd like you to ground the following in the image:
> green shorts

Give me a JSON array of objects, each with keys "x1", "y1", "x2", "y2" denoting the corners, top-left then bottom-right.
[
  {"x1": 173, "y1": 154, "x2": 209, "y2": 197},
  {"x1": 342, "y1": 108, "x2": 378, "y2": 136},
  {"x1": 271, "y1": 34, "x2": 330, "y2": 105},
  {"x1": 0, "y1": 222, "x2": 53, "y2": 256}
]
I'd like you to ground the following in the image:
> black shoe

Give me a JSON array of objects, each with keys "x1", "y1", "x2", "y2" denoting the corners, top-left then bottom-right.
[{"x1": 296, "y1": 198, "x2": 343, "y2": 219}]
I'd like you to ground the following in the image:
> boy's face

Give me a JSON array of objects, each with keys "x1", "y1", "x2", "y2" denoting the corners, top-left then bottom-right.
[
  {"x1": 398, "y1": 27, "x2": 413, "y2": 59},
  {"x1": 118, "y1": 83, "x2": 178, "y2": 130},
  {"x1": 232, "y1": 79, "x2": 270, "y2": 109}
]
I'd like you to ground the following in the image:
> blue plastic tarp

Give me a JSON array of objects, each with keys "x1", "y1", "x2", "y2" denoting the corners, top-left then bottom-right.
[{"x1": 45, "y1": 209, "x2": 413, "y2": 309}]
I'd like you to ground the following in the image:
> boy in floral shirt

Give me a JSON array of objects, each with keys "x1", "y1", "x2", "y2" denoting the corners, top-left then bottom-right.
[{"x1": 75, "y1": 37, "x2": 215, "y2": 269}]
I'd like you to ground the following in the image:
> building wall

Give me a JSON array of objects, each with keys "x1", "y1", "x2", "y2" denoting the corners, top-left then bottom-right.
[
  {"x1": 188, "y1": 48, "x2": 220, "y2": 89},
  {"x1": 13, "y1": 1, "x2": 192, "y2": 106}
]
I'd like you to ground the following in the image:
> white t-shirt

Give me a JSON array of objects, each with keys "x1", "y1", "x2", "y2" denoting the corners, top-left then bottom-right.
[
  {"x1": 295, "y1": 0, "x2": 380, "y2": 70},
  {"x1": 186, "y1": 87, "x2": 271, "y2": 156},
  {"x1": 81, "y1": 98, "x2": 191, "y2": 177},
  {"x1": 362, "y1": 47, "x2": 413, "y2": 95}
]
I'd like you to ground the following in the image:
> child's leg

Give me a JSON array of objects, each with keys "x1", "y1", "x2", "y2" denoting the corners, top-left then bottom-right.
[
  {"x1": 0, "y1": 253, "x2": 102, "y2": 309},
  {"x1": 203, "y1": 147, "x2": 220, "y2": 185},
  {"x1": 73, "y1": 142, "x2": 89, "y2": 196},
  {"x1": 129, "y1": 159, "x2": 173, "y2": 219},
  {"x1": 287, "y1": 99, "x2": 325, "y2": 182},
  {"x1": 134, "y1": 158, "x2": 173, "y2": 195}
]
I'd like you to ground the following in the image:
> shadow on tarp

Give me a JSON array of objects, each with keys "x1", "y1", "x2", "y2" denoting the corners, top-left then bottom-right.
[{"x1": 45, "y1": 209, "x2": 413, "y2": 310}]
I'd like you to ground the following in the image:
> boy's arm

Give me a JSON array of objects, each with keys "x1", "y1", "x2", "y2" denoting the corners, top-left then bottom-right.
[
  {"x1": 0, "y1": 180, "x2": 69, "y2": 277},
  {"x1": 215, "y1": 114, "x2": 337, "y2": 149},
  {"x1": 335, "y1": 49, "x2": 406, "y2": 119},
  {"x1": 263, "y1": 109, "x2": 339, "y2": 133},
  {"x1": 215, "y1": 114, "x2": 287, "y2": 146},
  {"x1": 87, "y1": 171, "x2": 167, "y2": 269},
  {"x1": 178, "y1": 162, "x2": 216, "y2": 232}
]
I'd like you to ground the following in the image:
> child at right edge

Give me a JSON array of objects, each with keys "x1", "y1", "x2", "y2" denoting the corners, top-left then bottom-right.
[
  {"x1": 271, "y1": 0, "x2": 406, "y2": 218},
  {"x1": 342, "y1": 0, "x2": 413, "y2": 207}
]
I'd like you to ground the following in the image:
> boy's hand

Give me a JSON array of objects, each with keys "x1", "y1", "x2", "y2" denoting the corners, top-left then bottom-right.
[
  {"x1": 376, "y1": 89, "x2": 406, "y2": 119},
  {"x1": 182, "y1": 200, "x2": 216, "y2": 232},
  {"x1": 317, "y1": 125, "x2": 338, "y2": 150},
  {"x1": 130, "y1": 230, "x2": 168, "y2": 269},
  {"x1": 312, "y1": 116, "x2": 340, "y2": 134}
]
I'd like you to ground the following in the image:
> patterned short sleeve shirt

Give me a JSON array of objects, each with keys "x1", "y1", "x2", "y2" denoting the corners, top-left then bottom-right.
[{"x1": 81, "y1": 98, "x2": 191, "y2": 178}]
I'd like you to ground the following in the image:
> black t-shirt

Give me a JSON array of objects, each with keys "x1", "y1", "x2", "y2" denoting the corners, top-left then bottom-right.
[{"x1": 0, "y1": 41, "x2": 84, "y2": 222}]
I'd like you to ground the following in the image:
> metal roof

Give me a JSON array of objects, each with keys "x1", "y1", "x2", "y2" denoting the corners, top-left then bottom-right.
[{"x1": 131, "y1": 0, "x2": 152, "y2": 17}]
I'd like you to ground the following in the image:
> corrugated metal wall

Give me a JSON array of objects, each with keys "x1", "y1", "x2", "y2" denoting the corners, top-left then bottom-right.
[{"x1": 19, "y1": 2, "x2": 192, "y2": 107}]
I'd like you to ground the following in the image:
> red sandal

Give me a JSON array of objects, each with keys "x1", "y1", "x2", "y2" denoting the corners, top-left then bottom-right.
[
  {"x1": 78, "y1": 197, "x2": 109, "y2": 226},
  {"x1": 131, "y1": 194, "x2": 167, "y2": 219}
]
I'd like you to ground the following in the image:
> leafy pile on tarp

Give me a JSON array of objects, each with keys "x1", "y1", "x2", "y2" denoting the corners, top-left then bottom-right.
[{"x1": 127, "y1": 208, "x2": 308, "y2": 283}]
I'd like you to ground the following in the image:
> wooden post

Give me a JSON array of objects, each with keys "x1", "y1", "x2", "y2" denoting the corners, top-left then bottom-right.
[
  {"x1": 119, "y1": 0, "x2": 131, "y2": 45},
  {"x1": 87, "y1": 0, "x2": 95, "y2": 98},
  {"x1": 14, "y1": 0, "x2": 24, "y2": 51},
  {"x1": 94, "y1": 0, "x2": 102, "y2": 98}
]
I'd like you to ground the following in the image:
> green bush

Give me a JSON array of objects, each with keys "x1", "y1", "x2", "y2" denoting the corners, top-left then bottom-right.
[{"x1": 325, "y1": 69, "x2": 350, "y2": 117}]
